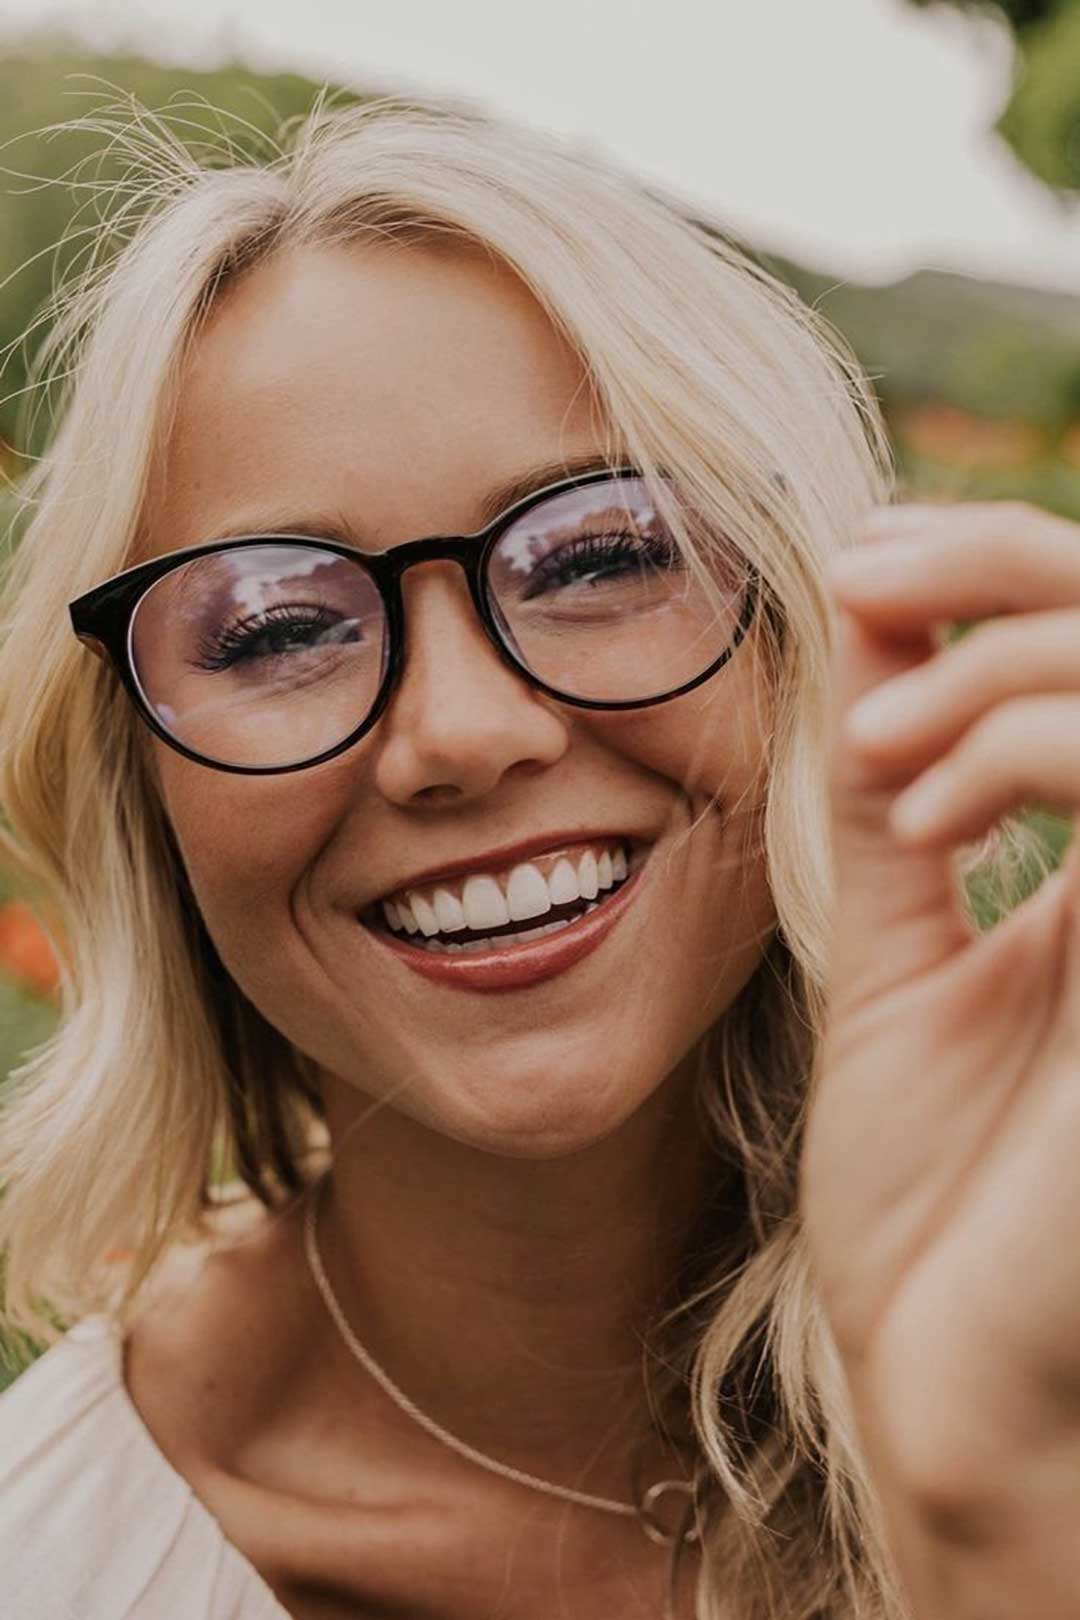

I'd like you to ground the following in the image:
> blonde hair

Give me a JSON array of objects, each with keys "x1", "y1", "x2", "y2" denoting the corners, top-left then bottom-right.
[{"x1": 0, "y1": 92, "x2": 910, "y2": 1617}]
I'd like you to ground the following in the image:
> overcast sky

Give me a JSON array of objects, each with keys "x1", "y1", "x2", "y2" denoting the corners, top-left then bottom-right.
[{"x1": 2, "y1": 0, "x2": 1079, "y2": 292}]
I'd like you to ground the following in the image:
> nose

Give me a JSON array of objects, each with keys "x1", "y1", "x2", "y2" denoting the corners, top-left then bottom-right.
[{"x1": 372, "y1": 562, "x2": 570, "y2": 807}]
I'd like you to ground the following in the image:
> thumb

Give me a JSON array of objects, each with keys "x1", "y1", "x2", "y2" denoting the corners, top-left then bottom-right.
[{"x1": 826, "y1": 604, "x2": 973, "y2": 1011}]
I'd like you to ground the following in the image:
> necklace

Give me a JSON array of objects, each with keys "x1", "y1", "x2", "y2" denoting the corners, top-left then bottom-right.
[{"x1": 302, "y1": 1171, "x2": 700, "y2": 1546}]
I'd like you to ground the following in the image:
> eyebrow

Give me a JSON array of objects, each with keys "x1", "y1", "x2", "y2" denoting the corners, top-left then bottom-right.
[
  {"x1": 474, "y1": 452, "x2": 621, "y2": 526},
  {"x1": 202, "y1": 451, "x2": 623, "y2": 550}
]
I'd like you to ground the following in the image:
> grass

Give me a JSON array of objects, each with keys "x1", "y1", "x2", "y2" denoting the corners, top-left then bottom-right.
[
  {"x1": 0, "y1": 969, "x2": 56, "y2": 1392},
  {"x1": 0, "y1": 977, "x2": 55, "y2": 1091}
]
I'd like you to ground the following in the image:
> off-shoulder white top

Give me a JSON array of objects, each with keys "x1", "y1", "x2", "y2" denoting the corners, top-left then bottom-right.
[{"x1": 0, "y1": 1313, "x2": 292, "y2": 1619}]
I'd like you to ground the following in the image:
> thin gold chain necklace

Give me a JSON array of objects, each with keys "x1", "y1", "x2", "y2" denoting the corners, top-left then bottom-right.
[{"x1": 302, "y1": 1171, "x2": 700, "y2": 1546}]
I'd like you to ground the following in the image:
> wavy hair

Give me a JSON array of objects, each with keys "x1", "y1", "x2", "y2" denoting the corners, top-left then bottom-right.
[{"x1": 0, "y1": 91, "x2": 913, "y2": 1618}]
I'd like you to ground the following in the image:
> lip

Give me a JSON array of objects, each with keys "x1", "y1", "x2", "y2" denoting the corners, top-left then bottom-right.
[
  {"x1": 361, "y1": 861, "x2": 647, "y2": 992},
  {"x1": 367, "y1": 828, "x2": 644, "y2": 909}
]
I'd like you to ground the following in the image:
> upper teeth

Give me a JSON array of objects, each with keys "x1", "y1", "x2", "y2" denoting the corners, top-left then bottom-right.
[{"x1": 380, "y1": 843, "x2": 631, "y2": 938}]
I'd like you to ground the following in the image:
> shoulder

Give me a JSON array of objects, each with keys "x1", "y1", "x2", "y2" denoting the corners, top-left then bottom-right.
[
  {"x1": 0, "y1": 1184, "x2": 309, "y2": 1620},
  {"x1": 124, "y1": 1182, "x2": 319, "y2": 1475}
]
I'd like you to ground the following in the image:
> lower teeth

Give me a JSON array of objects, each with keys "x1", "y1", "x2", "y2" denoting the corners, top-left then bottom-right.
[{"x1": 412, "y1": 901, "x2": 600, "y2": 955}]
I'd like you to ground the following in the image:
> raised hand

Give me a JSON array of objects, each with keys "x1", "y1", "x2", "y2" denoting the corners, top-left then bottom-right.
[{"x1": 800, "y1": 500, "x2": 1080, "y2": 1593}]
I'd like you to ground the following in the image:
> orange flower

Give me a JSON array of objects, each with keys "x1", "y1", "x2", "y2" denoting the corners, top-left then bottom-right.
[{"x1": 0, "y1": 901, "x2": 59, "y2": 998}]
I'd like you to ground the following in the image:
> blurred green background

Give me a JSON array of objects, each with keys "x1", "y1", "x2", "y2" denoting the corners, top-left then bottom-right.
[{"x1": 0, "y1": 0, "x2": 1078, "y2": 1377}]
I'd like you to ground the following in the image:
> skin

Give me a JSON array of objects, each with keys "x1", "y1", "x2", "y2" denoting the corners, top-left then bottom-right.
[
  {"x1": 124, "y1": 239, "x2": 778, "y2": 1620},
  {"x1": 807, "y1": 502, "x2": 1080, "y2": 1616}
]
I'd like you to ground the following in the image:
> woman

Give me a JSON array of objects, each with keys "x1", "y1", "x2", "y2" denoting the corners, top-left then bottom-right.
[{"x1": 1, "y1": 94, "x2": 1078, "y2": 1620}]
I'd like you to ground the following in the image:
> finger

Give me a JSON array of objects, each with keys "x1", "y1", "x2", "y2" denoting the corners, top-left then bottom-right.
[
  {"x1": 888, "y1": 695, "x2": 1080, "y2": 847},
  {"x1": 826, "y1": 603, "x2": 974, "y2": 1014},
  {"x1": 843, "y1": 611, "x2": 1080, "y2": 770},
  {"x1": 862, "y1": 497, "x2": 1057, "y2": 538},
  {"x1": 831, "y1": 502, "x2": 1080, "y2": 631}
]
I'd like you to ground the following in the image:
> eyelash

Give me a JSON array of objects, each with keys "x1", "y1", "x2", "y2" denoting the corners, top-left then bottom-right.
[
  {"x1": 519, "y1": 532, "x2": 681, "y2": 599},
  {"x1": 194, "y1": 602, "x2": 343, "y2": 672}
]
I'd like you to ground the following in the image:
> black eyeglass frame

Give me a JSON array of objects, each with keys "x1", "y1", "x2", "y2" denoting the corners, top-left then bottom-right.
[{"x1": 69, "y1": 465, "x2": 761, "y2": 776}]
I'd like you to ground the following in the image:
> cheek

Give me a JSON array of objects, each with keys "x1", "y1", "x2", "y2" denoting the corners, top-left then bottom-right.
[
  {"x1": 579, "y1": 654, "x2": 772, "y2": 810},
  {"x1": 583, "y1": 662, "x2": 776, "y2": 980},
  {"x1": 153, "y1": 747, "x2": 356, "y2": 954}
]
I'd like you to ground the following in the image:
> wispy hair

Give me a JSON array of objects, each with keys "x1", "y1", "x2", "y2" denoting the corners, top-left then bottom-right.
[{"x1": 0, "y1": 87, "x2": 920, "y2": 1617}]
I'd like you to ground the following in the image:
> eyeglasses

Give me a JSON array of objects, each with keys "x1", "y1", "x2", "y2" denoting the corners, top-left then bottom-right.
[{"x1": 69, "y1": 467, "x2": 760, "y2": 775}]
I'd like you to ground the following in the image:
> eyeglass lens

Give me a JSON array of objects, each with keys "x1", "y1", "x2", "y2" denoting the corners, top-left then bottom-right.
[{"x1": 129, "y1": 476, "x2": 748, "y2": 770}]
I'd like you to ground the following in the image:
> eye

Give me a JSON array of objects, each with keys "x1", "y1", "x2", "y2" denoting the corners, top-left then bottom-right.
[
  {"x1": 519, "y1": 532, "x2": 682, "y2": 601},
  {"x1": 193, "y1": 603, "x2": 361, "y2": 673}
]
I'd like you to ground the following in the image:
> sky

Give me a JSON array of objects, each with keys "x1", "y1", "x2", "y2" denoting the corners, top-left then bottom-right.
[{"x1": 2, "y1": 0, "x2": 1079, "y2": 293}]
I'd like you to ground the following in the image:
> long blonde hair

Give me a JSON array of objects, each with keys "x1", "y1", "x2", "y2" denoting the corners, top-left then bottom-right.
[{"x1": 0, "y1": 92, "x2": 909, "y2": 1617}]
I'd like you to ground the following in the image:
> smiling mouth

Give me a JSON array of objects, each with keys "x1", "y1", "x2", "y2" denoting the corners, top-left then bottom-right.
[{"x1": 361, "y1": 839, "x2": 649, "y2": 956}]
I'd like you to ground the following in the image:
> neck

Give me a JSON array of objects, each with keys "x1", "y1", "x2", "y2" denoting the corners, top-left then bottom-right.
[{"x1": 310, "y1": 1059, "x2": 725, "y2": 1497}]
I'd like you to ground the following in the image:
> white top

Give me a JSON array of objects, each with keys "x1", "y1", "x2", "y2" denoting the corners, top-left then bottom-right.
[{"x1": 0, "y1": 1313, "x2": 292, "y2": 1619}]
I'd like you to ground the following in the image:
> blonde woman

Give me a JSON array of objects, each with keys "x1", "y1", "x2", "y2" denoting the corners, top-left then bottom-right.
[{"x1": 1, "y1": 95, "x2": 1078, "y2": 1620}]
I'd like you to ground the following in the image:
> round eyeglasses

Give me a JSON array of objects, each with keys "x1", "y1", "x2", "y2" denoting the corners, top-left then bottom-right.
[{"x1": 68, "y1": 468, "x2": 760, "y2": 775}]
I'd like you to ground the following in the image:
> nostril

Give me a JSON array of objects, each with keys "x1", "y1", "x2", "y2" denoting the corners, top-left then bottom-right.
[{"x1": 413, "y1": 783, "x2": 466, "y2": 806}]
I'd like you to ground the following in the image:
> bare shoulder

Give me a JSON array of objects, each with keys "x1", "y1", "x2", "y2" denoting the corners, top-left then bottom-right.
[{"x1": 124, "y1": 1182, "x2": 317, "y2": 1473}]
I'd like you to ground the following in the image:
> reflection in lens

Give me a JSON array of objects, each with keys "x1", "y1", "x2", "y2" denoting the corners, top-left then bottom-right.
[
  {"x1": 487, "y1": 477, "x2": 747, "y2": 702},
  {"x1": 131, "y1": 544, "x2": 388, "y2": 768}
]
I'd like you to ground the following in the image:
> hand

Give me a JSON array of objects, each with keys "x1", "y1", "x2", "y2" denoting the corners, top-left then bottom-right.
[{"x1": 801, "y1": 499, "x2": 1080, "y2": 1519}]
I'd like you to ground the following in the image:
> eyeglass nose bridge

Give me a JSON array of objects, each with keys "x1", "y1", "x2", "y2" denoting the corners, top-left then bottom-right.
[
  {"x1": 384, "y1": 530, "x2": 484, "y2": 562},
  {"x1": 372, "y1": 530, "x2": 491, "y2": 594},
  {"x1": 368, "y1": 528, "x2": 535, "y2": 712}
]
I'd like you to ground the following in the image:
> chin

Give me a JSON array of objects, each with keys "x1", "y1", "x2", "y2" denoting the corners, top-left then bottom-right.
[{"x1": 410, "y1": 1051, "x2": 669, "y2": 1161}]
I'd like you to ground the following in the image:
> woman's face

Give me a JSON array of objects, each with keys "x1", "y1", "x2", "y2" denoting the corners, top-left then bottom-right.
[{"x1": 143, "y1": 239, "x2": 777, "y2": 1157}]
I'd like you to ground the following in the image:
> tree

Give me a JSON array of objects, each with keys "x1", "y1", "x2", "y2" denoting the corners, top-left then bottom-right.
[
  {"x1": 906, "y1": 0, "x2": 1080, "y2": 193},
  {"x1": 908, "y1": 1, "x2": 1056, "y2": 25}
]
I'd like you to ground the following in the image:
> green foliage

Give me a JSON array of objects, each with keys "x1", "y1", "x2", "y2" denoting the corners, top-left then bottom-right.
[
  {"x1": 907, "y1": 0, "x2": 1059, "y2": 28},
  {"x1": 0, "y1": 1312, "x2": 42, "y2": 1393},
  {"x1": 0, "y1": 977, "x2": 55, "y2": 1105},
  {"x1": 0, "y1": 1266, "x2": 64, "y2": 1392},
  {"x1": 0, "y1": 867, "x2": 58, "y2": 1390},
  {"x1": 965, "y1": 808, "x2": 1073, "y2": 931},
  {"x1": 997, "y1": 3, "x2": 1080, "y2": 190},
  {"x1": 944, "y1": 325, "x2": 1080, "y2": 432},
  {"x1": 0, "y1": 859, "x2": 58, "y2": 1099},
  {"x1": 905, "y1": 0, "x2": 1080, "y2": 193},
  {"x1": 898, "y1": 444, "x2": 1080, "y2": 522},
  {"x1": 774, "y1": 258, "x2": 1080, "y2": 435},
  {"x1": 0, "y1": 48, "x2": 352, "y2": 459}
]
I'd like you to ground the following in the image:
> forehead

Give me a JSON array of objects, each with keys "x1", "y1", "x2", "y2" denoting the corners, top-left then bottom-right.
[{"x1": 142, "y1": 240, "x2": 606, "y2": 557}]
